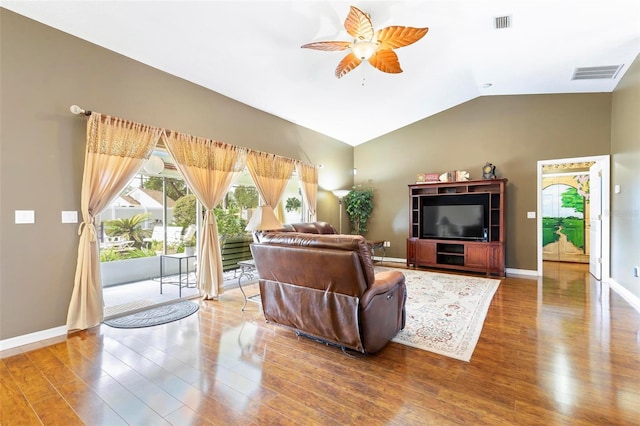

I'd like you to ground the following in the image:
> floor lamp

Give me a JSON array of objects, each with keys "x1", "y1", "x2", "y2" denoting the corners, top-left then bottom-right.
[{"x1": 332, "y1": 189, "x2": 350, "y2": 234}]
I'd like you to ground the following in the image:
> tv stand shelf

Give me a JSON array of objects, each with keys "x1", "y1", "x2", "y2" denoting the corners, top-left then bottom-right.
[{"x1": 407, "y1": 179, "x2": 507, "y2": 277}]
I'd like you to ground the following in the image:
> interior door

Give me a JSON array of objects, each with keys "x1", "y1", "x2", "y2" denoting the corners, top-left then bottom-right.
[
  {"x1": 541, "y1": 179, "x2": 559, "y2": 260},
  {"x1": 589, "y1": 163, "x2": 602, "y2": 279}
]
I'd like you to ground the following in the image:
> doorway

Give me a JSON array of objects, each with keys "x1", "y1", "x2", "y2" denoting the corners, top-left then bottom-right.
[
  {"x1": 537, "y1": 155, "x2": 610, "y2": 280},
  {"x1": 541, "y1": 172, "x2": 591, "y2": 263},
  {"x1": 99, "y1": 151, "x2": 201, "y2": 317}
]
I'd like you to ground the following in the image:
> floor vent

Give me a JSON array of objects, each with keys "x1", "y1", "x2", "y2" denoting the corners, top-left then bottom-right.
[
  {"x1": 572, "y1": 65, "x2": 624, "y2": 80},
  {"x1": 494, "y1": 15, "x2": 511, "y2": 29}
]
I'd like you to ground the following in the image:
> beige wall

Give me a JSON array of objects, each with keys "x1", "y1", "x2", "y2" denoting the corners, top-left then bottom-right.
[
  {"x1": 0, "y1": 10, "x2": 353, "y2": 340},
  {"x1": 355, "y1": 93, "x2": 612, "y2": 270},
  {"x1": 611, "y1": 54, "x2": 640, "y2": 298}
]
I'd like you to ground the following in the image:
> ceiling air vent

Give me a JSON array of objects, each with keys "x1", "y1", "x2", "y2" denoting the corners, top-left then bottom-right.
[
  {"x1": 494, "y1": 15, "x2": 511, "y2": 29},
  {"x1": 572, "y1": 65, "x2": 624, "y2": 80}
]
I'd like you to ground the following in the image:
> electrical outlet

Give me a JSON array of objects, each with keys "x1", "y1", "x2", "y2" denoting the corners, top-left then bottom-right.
[{"x1": 384, "y1": 241, "x2": 391, "y2": 248}]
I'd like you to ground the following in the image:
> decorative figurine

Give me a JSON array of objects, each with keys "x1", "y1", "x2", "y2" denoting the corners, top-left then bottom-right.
[{"x1": 482, "y1": 163, "x2": 496, "y2": 179}]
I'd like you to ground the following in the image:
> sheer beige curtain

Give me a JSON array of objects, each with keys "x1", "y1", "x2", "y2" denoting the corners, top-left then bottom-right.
[
  {"x1": 295, "y1": 161, "x2": 318, "y2": 222},
  {"x1": 67, "y1": 114, "x2": 160, "y2": 331},
  {"x1": 247, "y1": 151, "x2": 296, "y2": 217},
  {"x1": 163, "y1": 132, "x2": 247, "y2": 299}
]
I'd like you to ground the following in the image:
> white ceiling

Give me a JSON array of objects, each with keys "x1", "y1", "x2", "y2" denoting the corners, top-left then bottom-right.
[{"x1": 3, "y1": 1, "x2": 639, "y2": 146}]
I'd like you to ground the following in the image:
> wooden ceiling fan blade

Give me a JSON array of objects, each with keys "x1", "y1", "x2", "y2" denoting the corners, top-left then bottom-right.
[
  {"x1": 344, "y1": 5, "x2": 374, "y2": 41},
  {"x1": 335, "y1": 52, "x2": 362, "y2": 78},
  {"x1": 301, "y1": 41, "x2": 351, "y2": 51},
  {"x1": 376, "y1": 26, "x2": 429, "y2": 50},
  {"x1": 369, "y1": 49, "x2": 402, "y2": 74}
]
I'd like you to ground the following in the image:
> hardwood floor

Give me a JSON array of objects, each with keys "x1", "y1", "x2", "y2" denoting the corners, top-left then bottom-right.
[{"x1": 2, "y1": 262, "x2": 639, "y2": 425}]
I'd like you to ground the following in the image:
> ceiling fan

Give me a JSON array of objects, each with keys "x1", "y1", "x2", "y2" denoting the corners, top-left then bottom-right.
[{"x1": 301, "y1": 5, "x2": 428, "y2": 79}]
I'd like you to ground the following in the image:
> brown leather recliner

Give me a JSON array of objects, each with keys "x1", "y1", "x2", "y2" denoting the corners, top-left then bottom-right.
[
  {"x1": 250, "y1": 232, "x2": 406, "y2": 353},
  {"x1": 279, "y1": 221, "x2": 338, "y2": 234}
]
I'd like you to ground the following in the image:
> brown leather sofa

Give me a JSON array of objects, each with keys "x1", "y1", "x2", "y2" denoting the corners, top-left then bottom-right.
[{"x1": 250, "y1": 231, "x2": 406, "y2": 353}]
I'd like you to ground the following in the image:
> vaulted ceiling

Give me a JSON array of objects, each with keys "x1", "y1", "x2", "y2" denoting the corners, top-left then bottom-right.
[{"x1": 3, "y1": 1, "x2": 639, "y2": 146}]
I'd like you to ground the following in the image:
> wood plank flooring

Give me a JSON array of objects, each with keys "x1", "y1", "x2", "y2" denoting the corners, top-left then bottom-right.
[{"x1": 1, "y1": 261, "x2": 639, "y2": 425}]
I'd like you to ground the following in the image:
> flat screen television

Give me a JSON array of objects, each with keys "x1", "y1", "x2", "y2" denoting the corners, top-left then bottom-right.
[{"x1": 422, "y1": 200, "x2": 488, "y2": 241}]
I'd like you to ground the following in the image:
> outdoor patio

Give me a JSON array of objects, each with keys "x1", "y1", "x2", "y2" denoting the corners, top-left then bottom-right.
[{"x1": 103, "y1": 270, "x2": 258, "y2": 318}]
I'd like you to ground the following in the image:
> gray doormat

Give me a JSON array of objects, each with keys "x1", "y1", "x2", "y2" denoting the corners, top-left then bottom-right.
[{"x1": 103, "y1": 300, "x2": 199, "y2": 329}]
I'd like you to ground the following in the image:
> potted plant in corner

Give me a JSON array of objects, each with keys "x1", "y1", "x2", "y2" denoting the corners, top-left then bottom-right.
[{"x1": 344, "y1": 185, "x2": 374, "y2": 235}]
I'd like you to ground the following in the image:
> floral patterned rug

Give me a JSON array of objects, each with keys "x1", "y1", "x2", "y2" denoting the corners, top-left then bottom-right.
[{"x1": 379, "y1": 267, "x2": 501, "y2": 362}]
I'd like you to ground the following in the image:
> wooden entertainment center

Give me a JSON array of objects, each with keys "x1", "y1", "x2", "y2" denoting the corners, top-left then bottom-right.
[{"x1": 407, "y1": 178, "x2": 507, "y2": 277}]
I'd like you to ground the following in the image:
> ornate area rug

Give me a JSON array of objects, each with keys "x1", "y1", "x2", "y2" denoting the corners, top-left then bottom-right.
[
  {"x1": 380, "y1": 267, "x2": 501, "y2": 362},
  {"x1": 103, "y1": 300, "x2": 199, "y2": 329}
]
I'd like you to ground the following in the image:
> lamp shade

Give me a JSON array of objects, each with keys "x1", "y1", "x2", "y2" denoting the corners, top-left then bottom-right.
[
  {"x1": 332, "y1": 189, "x2": 350, "y2": 199},
  {"x1": 245, "y1": 205, "x2": 282, "y2": 231}
]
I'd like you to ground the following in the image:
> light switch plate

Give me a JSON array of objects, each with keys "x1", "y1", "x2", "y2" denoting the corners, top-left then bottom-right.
[
  {"x1": 527, "y1": 211, "x2": 536, "y2": 219},
  {"x1": 62, "y1": 211, "x2": 78, "y2": 223},
  {"x1": 15, "y1": 210, "x2": 35, "y2": 224}
]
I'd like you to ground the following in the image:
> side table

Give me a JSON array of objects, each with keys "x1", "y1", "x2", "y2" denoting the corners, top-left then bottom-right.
[
  {"x1": 160, "y1": 253, "x2": 197, "y2": 298},
  {"x1": 237, "y1": 259, "x2": 260, "y2": 311},
  {"x1": 366, "y1": 240, "x2": 386, "y2": 263}
]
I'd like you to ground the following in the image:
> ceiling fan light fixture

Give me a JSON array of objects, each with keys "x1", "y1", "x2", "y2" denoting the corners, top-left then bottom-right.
[
  {"x1": 352, "y1": 40, "x2": 377, "y2": 60},
  {"x1": 301, "y1": 5, "x2": 428, "y2": 78}
]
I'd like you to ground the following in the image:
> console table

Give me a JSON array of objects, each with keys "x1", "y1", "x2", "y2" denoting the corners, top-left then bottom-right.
[{"x1": 159, "y1": 253, "x2": 197, "y2": 298}]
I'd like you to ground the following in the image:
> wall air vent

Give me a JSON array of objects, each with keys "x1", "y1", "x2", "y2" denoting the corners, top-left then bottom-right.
[
  {"x1": 572, "y1": 65, "x2": 624, "y2": 80},
  {"x1": 494, "y1": 15, "x2": 511, "y2": 29}
]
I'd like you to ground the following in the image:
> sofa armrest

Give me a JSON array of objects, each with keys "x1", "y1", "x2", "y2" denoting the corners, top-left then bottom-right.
[{"x1": 360, "y1": 270, "x2": 405, "y2": 308}]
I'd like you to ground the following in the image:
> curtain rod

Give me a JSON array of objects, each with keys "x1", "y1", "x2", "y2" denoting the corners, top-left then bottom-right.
[
  {"x1": 70, "y1": 105, "x2": 92, "y2": 116},
  {"x1": 69, "y1": 105, "x2": 318, "y2": 168},
  {"x1": 71, "y1": 104, "x2": 176, "y2": 135}
]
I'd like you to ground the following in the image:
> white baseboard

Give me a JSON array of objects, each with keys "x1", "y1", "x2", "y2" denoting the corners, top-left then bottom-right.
[
  {"x1": 607, "y1": 278, "x2": 640, "y2": 313},
  {"x1": 374, "y1": 256, "x2": 406, "y2": 264},
  {"x1": 506, "y1": 268, "x2": 538, "y2": 277},
  {"x1": 378, "y1": 259, "x2": 539, "y2": 278},
  {"x1": 0, "y1": 325, "x2": 67, "y2": 352}
]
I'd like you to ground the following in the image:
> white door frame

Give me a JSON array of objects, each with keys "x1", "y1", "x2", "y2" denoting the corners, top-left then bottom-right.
[
  {"x1": 536, "y1": 155, "x2": 610, "y2": 279},
  {"x1": 589, "y1": 162, "x2": 603, "y2": 279}
]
